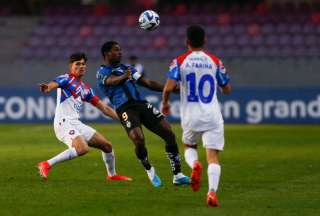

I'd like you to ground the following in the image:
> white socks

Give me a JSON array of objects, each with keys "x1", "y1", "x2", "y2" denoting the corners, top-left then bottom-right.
[
  {"x1": 102, "y1": 151, "x2": 116, "y2": 176},
  {"x1": 184, "y1": 148, "x2": 198, "y2": 168},
  {"x1": 47, "y1": 147, "x2": 78, "y2": 166},
  {"x1": 208, "y1": 163, "x2": 221, "y2": 192},
  {"x1": 46, "y1": 148, "x2": 117, "y2": 177},
  {"x1": 185, "y1": 148, "x2": 221, "y2": 193},
  {"x1": 146, "y1": 166, "x2": 155, "y2": 180}
]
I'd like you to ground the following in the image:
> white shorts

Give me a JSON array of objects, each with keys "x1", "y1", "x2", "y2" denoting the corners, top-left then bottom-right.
[
  {"x1": 182, "y1": 124, "x2": 225, "y2": 151},
  {"x1": 54, "y1": 118, "x2": 96, "y2": 148}
]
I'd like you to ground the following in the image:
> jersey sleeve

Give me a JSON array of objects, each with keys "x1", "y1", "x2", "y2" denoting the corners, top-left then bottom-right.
[
  {"x1": 167, "y1": 59, "x2": 181, "y2": 81},
  {"x1": 216, "y1": 60, "x2": 230, "y2": 87},
  {"x1": 130, "y1": 66, "x2": 143, "y2": 81},
  {"x1": 84, "y1": 87, "x2": 100, "y2": 106},
  {"x1": 96, "y1": 66, "x2": 112, "y2": 86},
  {"x1": 53, "y1": 74, "x2": 69, "y2": 88}
]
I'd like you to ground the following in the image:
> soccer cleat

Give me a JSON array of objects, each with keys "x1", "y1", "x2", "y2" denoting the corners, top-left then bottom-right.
[
  {"x1": 107, "y1": 175, "x2": 133, "y2": 181},
  {"x1": 150, "y1": 175, "x2": 162, "y2": 187},
  {"x1": 173, "y1": 173, "x2": 190, "y2": 185},
  {"x1": 207, "y1": 191, "x2": 220, "y2": 207},
  {"x1": 190, "y1": 161, "x2": 202, "y2": 191},
  {"x1": 146, "y1": 167, "x2": 162, "y2": 187},
  {"x1": 37, "y1": 161, "x2": 51, "y2": 180}
]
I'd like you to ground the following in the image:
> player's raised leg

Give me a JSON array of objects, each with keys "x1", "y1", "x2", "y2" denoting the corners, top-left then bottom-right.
[
  {"x1": 206, "y1": 149, "x2": 221, "y2": 207},
  {"x1": 88, "y1": 132, "x2": 132, "y2": 181},
  {"x1": 38, "y1": 135, "x2": 88, "y2": 180},
  {"x1": 128, "y1": 127, "x2": 162, "y2": 187},
  {"x1": 146, "y1": 119, "x2": 190, "y2": 185}
]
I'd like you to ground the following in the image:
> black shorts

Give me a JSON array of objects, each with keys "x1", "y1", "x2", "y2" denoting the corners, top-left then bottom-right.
[{"x1": 116, "y1": 100, "x2": 164, "y2": 132}]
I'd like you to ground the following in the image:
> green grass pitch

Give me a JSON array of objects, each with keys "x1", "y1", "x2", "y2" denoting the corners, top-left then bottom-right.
[{"x1": 0, "y1": 124, "x2": 319, "y2": 216}]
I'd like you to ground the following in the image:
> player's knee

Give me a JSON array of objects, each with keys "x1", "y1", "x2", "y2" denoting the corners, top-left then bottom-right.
[
  {"x1": 75, "y1": 144, "x2": 89, "y2": 156},
  {"x1": 72, "y1": 137, "x2": 89, "y2": 156},
  {"x1": 129, "y1": 131, "x2": 145, "y2": 146},
  {"x1": 102, "y1": 140, "x2": 113, "y2": 153}
]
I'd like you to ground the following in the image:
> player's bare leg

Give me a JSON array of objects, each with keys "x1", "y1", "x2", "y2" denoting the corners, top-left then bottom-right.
[
  {"x1": 88, "y1": 132, "x2": 132, "y2": 181},
  {"x1": 128, "y1": 127, "x2": 161, "y2": 187},
  {"x1": 37, "y1": 136, "x2": 88, "y2": 180},
  {"x1": 206, "y1": 149, "x2": 221, "y2": 207},
  {"x1": 147, "y1": 119, "x2": 190, "y2": 185},
  {"x1": 184, "y1": 144, "x2": 202, "y2": 191},
  {"x1": 71, "y1": 136, "x2": 90, "y2": 155}
]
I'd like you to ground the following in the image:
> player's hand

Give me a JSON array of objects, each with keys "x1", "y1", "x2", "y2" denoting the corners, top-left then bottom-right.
[
  {"x1": 39, "y1": 83, "x2": 49, "y2": 93},
  {"x1": 173, "y1": 85, "x2": 180, "y2": 93},
  {"x1": 125, "y1": 69, "x2": 132, "y2": 79},
  {"x1": 161, "y1": 102, "x2": 171, "y2": 116}
]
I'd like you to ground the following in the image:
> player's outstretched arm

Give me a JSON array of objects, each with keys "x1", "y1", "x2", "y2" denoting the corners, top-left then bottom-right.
[
  {"x1": 39, "y1": 81, "x2": 59, "y2": 93},
  {"x1": 104, "y1": 69, "x2": 131, "y2": 85},
  {"x1": 161, "y1": 79, "x2": 177, "y2": 116},
  {"x1": 137, "y1": 77, "x2": 164, "y2": 92},
  {"x1": 95, "y1": 100, "x2": 119, "y2": 120}
]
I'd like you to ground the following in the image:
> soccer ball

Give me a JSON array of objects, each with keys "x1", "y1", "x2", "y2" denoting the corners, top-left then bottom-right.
[{"x1": 138, "y1": 10, "x2": 160, "y2": 31}]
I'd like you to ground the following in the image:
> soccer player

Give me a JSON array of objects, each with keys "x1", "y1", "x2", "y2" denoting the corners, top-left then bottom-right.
[
  {"x1": 161, "y1": 25, "x2": 232, "y2": 207},
  {"x1": 37, "y1": 52, "x2": 131, "y2": 182},
  {"x1": 96, "y1": 41, "x2": 190, "y2": 187}
]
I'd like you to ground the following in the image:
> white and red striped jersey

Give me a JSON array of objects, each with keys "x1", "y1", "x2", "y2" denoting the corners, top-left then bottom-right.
[
  {"x1": 53, "y1": 73, "x2": 100, "y2": 120},
  {"x1": 167, "y1": 50, "x2": 230, "y2": 131}
]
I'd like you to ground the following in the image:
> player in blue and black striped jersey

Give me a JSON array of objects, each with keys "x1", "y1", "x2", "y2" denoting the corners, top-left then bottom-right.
[{"x1": 96, "y1": 41, "x2": 190, "y2": 187}]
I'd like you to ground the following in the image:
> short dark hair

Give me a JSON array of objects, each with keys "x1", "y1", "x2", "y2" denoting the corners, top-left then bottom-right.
[
  {"x1": 101, "y1": 41, "x2": 119, "y2": 58},
  {"x1": 187, "y1": 25, "x2": 205, "y2": 48},
  {"x1": 69, "y1": 52, "x2": 87, "y2": 63}
]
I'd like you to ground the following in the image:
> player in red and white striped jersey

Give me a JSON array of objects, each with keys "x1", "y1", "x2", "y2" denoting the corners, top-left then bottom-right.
[
  {"x1": 161, "y1": 25, "x2": 232, "y2": 207},
  {"x1": 37, "y1": 52, "x2": 131, "y2": 182}
]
